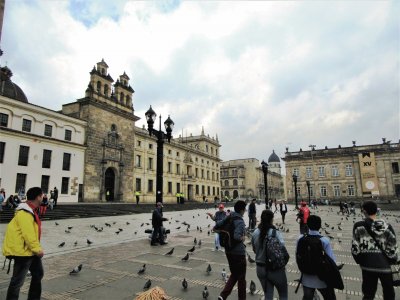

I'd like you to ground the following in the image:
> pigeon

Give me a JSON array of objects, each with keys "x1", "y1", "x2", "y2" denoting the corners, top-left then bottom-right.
[
  {"x1": 165, "y1": 248, "x2": 174, "y2": 255},
  {"x1": 198, "y1": 240, "x2": 202, "y2": 247},
  {"x1": 202, "y1": 286, "x2": 209, "y2": 299},
  {"x1": 140, "y1": 223, "x2": 144, "y2": 227},
  {"x1": 338, "y1": 226, "x2": 342, "y2": 231},
  {"x1": 55, "y1": 222, "x2": 59, "y2": 226},
  {"x1": 250, "y1": 280, "x2": 256, "y2": 294},
  {"x1": 176, "y1": 227, "x2": 181, "y2": 230},
  {"x1": 118, "y1": 228, "x2": 123, "y2": 232},
  {"x1": 69, "y1": 264, "x2": 82, "y2": 275},
  {"x1": 134, "y1": 231, "x2": 137, "y2": 235},
  {"x1": 126, "y1": 222, "x2": 130, "y2": 225},
  {"x1": 65, "y1": 230, "x2": 71, "y2": 234},
  {"x1": 207, "y1": 231, "x2": 210, "y2": 236},
  {"x1": 74, "y1": 241, "x2": 78, "y2": 246},
  {"x1": 194, "y1": 238, "x2": 197, "y2": 244},
  {"x1": 68, "y1": 226, "x2": 73, "y2": 230},
  {"x1": 115, "y1": 231, "x2": 120, "y2": 235},
  {"x1": 138, "y1": 264, "x2": 146, "y2": 275},
  {"x1": 58, "y1": 242, "x2": 65, "y2": 247},
  {"x1": 113, "y1": 221, "x2": 117, "y2": 224},
  {"x1": 143, "y1": 279, "x2": 151, "y2": 290},
  {"x1": 182, "y1": 278, "x2": 188, "y2": 289},
  {"x1": 286, "y1": 229, "x2": 289, "y2": 233},
  {"x1": 188, "y1": 246, "x2": 195, "y2": 253},
  {"x1": 206, "y1": 264, "x2": 212, "y2": 274},
  {"x1": 145, "y1": 223, "x2": 150, "y2": 226},
  {"x1": 337, "y1": 263, "x2": 345, "y2": 270},
  {"x1": 325, "y1": 230, "x2": 330, "y2": 235},
  {"x1": 186, "y1": 227, "x2": 190, "y2": 232},
  {"x1": 247, "y1": 254, "x2": 255, "y2": 263},
  {"x1": 221, "y1": 268, "x2": 227, "y2": 282},
  {"x1": 181, "y1": 253, "x2": 189, "y2": 261},
  {"x1": 105, "y1": 223, "x2": 111, "y2": 227},
  {"x1": 87, "y1": 239, "x2": 93, "y2": 245},
  {"x1": 200, "y1": 228, "x2": 203, "y2": 233}
]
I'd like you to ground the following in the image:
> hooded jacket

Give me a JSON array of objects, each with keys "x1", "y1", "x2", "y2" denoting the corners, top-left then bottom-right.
[
  {"x1": 215, "y1": 211, "x2": 246, "y2": 255},
  {"x1": 251, "y1": 226, "x2": 284, "y2": 265},
  {"x1": 352, "y1": 218, "x2": 399, "y2": 273},
  {"x1": 2, "y1": 203, "x2": 42, "y2": 257}
]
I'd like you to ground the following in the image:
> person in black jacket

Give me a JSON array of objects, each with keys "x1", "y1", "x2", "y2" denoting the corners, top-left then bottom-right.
[
  {"x1": 352, "y1": 200, "x2": 399, "y2": 300},
  {"x1": 151, "y1": 202, "x2": 168, "y2": 246},
  {"x1": 248, "y1": 198, "x2": 257, "y2": 230}
]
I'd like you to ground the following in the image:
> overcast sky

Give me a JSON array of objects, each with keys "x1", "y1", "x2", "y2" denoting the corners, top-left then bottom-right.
[{"x1": 1, "y1": 0, "x2": 399, "y2": 164}]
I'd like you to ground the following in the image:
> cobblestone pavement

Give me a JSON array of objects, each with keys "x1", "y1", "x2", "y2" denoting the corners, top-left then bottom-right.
[{"x1": 0, "y1": 203, "x2": 399, "y2": 300}]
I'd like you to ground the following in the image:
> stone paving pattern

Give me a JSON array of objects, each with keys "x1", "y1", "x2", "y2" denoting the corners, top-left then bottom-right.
[{"x1": 0, "y1": 203, "x2": 399, "y2": 300}]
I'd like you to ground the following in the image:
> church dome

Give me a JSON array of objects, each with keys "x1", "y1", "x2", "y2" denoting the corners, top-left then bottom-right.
[
  {"x1": 268, "y1": 150, "x2": 280, "y2": 163},
  {"x1": 0, "y1": 66, "x2": 28, "y2": 103}
]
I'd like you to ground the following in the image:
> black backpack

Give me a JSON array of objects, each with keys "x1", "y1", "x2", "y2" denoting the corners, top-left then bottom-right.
[
  {"x1": 296, "y1": 234, "x2": 324, "y2": 275},
  {"x1": 214, "y1": 215, "x2": 241, "y2": 250}
]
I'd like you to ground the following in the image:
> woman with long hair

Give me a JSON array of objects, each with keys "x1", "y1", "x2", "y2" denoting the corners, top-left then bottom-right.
[{"x1": 251, "y1": 209, "x2": 288, "y2": 300}]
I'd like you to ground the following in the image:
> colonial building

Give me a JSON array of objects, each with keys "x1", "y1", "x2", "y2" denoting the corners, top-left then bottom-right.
[
  {"x1": 133, "y1": 126, "x2": 221, "y2": 203},
  {"x1": 283, "y1": 140, "x2": 400, "y2": 201},
  {"x1": 220, "y1": 151, "x2": 284, "y2": 200},
  {"x1": 0, "y1": 66, "x2": 86, "y2": 202}
]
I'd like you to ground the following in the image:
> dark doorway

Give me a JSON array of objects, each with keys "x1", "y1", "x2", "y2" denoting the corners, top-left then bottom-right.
[
  {"x1": 187, "y1": 184, "x2": 193, "y2": 201},
  {"x1": 78, "y1": 184, "x2": 83, "y2": 202},
  {"x1": 105, "y1": 168, "x2": 115, "y2": 201},
  {"x1": 395, "y1": 184, "x2": 400, "y2": 198},
  {"x1": 233, "y1": 190, "x2": 239, "y2": 199}
]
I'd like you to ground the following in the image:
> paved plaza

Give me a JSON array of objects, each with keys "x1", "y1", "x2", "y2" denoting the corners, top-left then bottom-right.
[{"x1": 0, "y1": 203, "x2": 399, "y2": 300}]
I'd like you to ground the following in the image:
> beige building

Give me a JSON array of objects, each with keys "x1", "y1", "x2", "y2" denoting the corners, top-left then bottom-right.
[
  {"x1": 283, "y1": 140, "x2": 400, "y2": 202},
  {"x1": 221, "y1": 151, "x2": 284, "y2": 201},
  {"x1": 133, "y1": 126, "x2": 221, "y2": 203}
]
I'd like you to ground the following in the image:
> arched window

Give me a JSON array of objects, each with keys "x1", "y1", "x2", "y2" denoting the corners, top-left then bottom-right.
[
  {"x1": 126, "y1": 95, "x2": 130, "y2": 106},
  {"x1": 233, "y1": 179, "x2": 238, "y2": 186},
  {"x1": 101, "y1": 68, "x2": 105, "y2": 75},
  {"x1": 104, "y1": 84, "x2": 109, "y2": 96},
  {"x1": 96, "y1": 81, "x2": 101, "y2": 92},
  {"x1": 224, "y1": 191, "x2": 230, "y2": 197},
  {"x1": 233, "y1": 190, "x2": 239, "y2": 199},
  {"x1": 224, "y1": 180, "x2": 229, "y2": 187},
  {"x1": 120, "y1": 92, "x2": 124, "y2": 104}
]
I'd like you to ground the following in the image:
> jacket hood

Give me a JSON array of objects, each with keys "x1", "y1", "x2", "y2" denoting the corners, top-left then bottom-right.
[
  {"x1": 371, "y1": 219, "x2": 389, "y2": 237},
  {"x1": 16, "y1": 202, "x2": 34, "y2": 215},
  {"x1": 229, "y1": 211, "x2": 243, "y2": 219}
]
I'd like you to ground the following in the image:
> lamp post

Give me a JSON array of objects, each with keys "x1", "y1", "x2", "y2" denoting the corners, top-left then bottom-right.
[
  {"x1": 293, "y1": 174, "x2": 298, "y2": 208},
  {"x1": 261, "y1": 160, "x2": 269, "y2": 206},
  {"x1": 145, "y1": 105, "x2": 174, "y2": 204},
  {"x1": 306, "y1": 180, "x2": 311, "y2": 205}
]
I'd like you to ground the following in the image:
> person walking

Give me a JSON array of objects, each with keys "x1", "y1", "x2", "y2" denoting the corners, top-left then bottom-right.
[
  {"x1": 215, "y1": 200, "x2": 247, "y2": 300},
  {"x1": 135, "y1": 191, "x2": 141, "y2": 205},
  {"x1": 0, "y1": 188, "x2": 5, "y2": 212},
  {"x1": 53, "y1": 187, "x2": 58, "y2": 207},
  {"x1": 248, "y1": 198, "x2": 257, "y2": 231},
  {"x1": 39, "y1": 194, "x2": 48, "y2": 218},
  {"x1": 273, "y1": 199, "x2": 278, "y2": 214},
  {"x1": 252, "y1": 209, "x2": 288, "y2": 300},
  {"x1": 151, "y1": 202, "x2": 168, "y2": 246},
  {"x1": 297, "y1": 201, "x2": 310, "y2": 234},
  {"x1": 280, "y1": 200, "x2": 288, "y2": 224},
  {"x1": 2, "y1": 187, "x2": 45, "y2": 300},
  {"x1": 352, "y1": 200, "x2": 399, "y2": 300},
  {"x1": 296, "y1": 215, "x2": 337, "y2": 300},
  {"x1": 207, "y1": 204, "x2": 227, "y2": 251}
]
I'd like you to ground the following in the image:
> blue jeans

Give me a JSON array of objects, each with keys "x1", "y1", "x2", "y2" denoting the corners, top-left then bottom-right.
[
  {"x1": 256, "y1": 265, "x2": 288, "y2": 300},
  {"x1": 214, "y1": 233, "x2": 221, "y2": 249},
  {"x1": 151, "y1": 226, "x2": 164, "y2": 244},
  {"x1": 7, "y1": 256, "x2": 44, "y2": 300}
]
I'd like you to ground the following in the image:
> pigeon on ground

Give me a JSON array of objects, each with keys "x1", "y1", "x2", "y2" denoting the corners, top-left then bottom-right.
[
  {"x1": 182, "y1": 278, "x2": 188, "y2": 289},
  {"x1": 58, "y1": 242, "x2": 65, "y2": 247},
  {"x1": 221, "y1": 268, "x2": 227, "y2": 282},
  {"x1": 55, "y1": 222, "x2": 59, "y2": 226},
  {"x1": 74, "y1": 241, "x2": 78, "y2": 246},
  {"x1": 105, "y1": 223, "x2": 111, "y2": 227},
  {"x1": 68, "y1": 226, "x2": 73, "y2": 230},
  {"x1": 165, "y1": 248, "x2": 174, "y2": 255},
  {"x1": 206, "y1": 264, "x2": 212, "y2": 274},
  {"x1": 138, "y1": 264, "x2": 146, "y2": 275},
  {"x1": 188, "y1": 246, "x2": 195, "y2": 253},
  {"x1": 181, "y1": 253, "x2": 189, "y2": 261},
  {"x1": 247, "y1": 254, "x2": 256, "y2": 263},
  {"x1": 134, "y1": 231, "x2": 137, "y2": 235},
  {"x1": 337, "y1": 263, "x2": 345, "y2": 270},
  {"x1": 140, "y1": 223, "x2": 144, "y2": 227},
  {"x1": 325, "y1": 230, "x2": 330, "y2": 235},
  {"x1": 118, "y1": 228, "x2": 123, "y2": 232},
  {"x1": 115, "y1": 231, "x2": 120, "y2": 235},
  {"x1": 338, "y1": 226, "x2": 342, "y2": 231},
  {"x1": 113, "y1": 221, "x2": 117, "y2": 224},
  {"x1": 250, "y1": 280, "x2": 256, "y2": 294},
  {"x1": 176, "y1": 227, "x2": 181, "y2": 230},
  {"x1": 126, "y1": 222, "x2": 130, "y2": 225},
  {"x1": 194, "y1": 238, "x2": 197, "y2": 245},
  {"x1": 202, "y1": 286, "x2": 209, "y2": 299},
  {"x1": 65, "y1": 230, "x2": 71, "y2": 234},
  {"x1": 200, "y1": 228, "x2": 203, "y2": 233},
  {"x1": 208, "y1": 231, "x2": 210, "y2": 236},
  {"x1": 198, "y1": 240, "x2": 202, "y2": 247},
  {"x1": 87, "y1": 239, "x2": 93, "y2": 245},
  {"x1": 143, "y1": 279, "x2": 151, "y2": 290},
  {"x1": 187, "y1": 227, "x2": 190, "y2": 232},
  {"x1": 69, "y1": 264, "x2": 82, "y2": 275}
]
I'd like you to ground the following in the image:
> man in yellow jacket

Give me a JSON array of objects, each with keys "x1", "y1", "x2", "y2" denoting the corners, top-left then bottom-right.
[{"x1": 2, "y1": 187, "x2": 44, "y2": 300}]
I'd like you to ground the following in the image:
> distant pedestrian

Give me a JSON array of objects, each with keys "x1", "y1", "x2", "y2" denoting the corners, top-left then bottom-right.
[
  {"x1": 297, "y1": 201, "x2": 310, "y2": 234},
  {"x1": 248, "y1": 198, "x2": 257, "y2": 230},
  {"x1": 39, "y1": 194, "x2": 48, "y2": 218},
  {"x1": 53, "y1": 187, "x2": 59, "y2": 207},
  {"x1": 151, "y1": 202, "x2": 168, "y2": 246},
  {"x1": 273, "y1": 199, "x2": 278, "y2": 214},
  {"x1": 352, "y1": 200, "x2": 399, "y2": 300},
  {"x1": 339, "y1": 201, "x2": 344, "y2": 214},
  {"x1": 0, "y1": 188, "x2": 5, "y2": 212},
  {"x1": 280, "y1": 201, "x2": 288, "y2": 224},
  {"x1": 207, "y1": 204, "x2": 227, "y2": 251},
  {"x1": 2, "y1": 187, "x2": 45, "y2": 300},
  {"x1": 135, "y1": 191, "x2": 141, "y2": 205}
]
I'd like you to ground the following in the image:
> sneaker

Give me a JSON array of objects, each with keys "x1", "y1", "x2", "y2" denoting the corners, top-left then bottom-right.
[
  {"x1": 160, "y1": 242, "x2": 168, "y2": 245},
  {"x1": 218, "y1": 296, "x2": 223, "y2": 300}
]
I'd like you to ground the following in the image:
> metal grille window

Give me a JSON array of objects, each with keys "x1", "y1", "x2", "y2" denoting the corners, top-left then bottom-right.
[
  {"x1": 331, "y1": 166, "x2": 339, "y2": 177},
  {"x1": 333, "y1": 185, "x2": 341, "y2": 197},
  {"x1": 345, "y1": 164, "x2": 353, "y2": 176},
  {"x1": 0, "y1": 113, "x2": 8, "y2": 127},
  {"x1": 44, "y1": 124, "x2": 53, "y2": 137},
  {"x1": 348, "y1": 185, "x2": 355, "y2": 196},
  {"x1": 320, "y1": 186, "x2": 327, "y2": 197},
  {"x1": 15, "y1": 173, "x2": 27, "y2": 193},
  {"x1": 41, "y1": 175, "x2": 50, "y2": 193},
  {"x1": 42, "y1": 149, "x2": 52, "y2": 168},
  {"x1": 22, "y1": 119, "x2": 32, "y2": 132},
  {"x1": 306, "y1": 167, "x2": 312, "y2": 178},
  {"x1": 135, "y1": 178, "x2": 141, "y2": 192},
  {"x1": 62, "y1": 153, "x2": 71, "y2": 171},
  {"x1": 0, "y1": 142, "x2": 5, "y2": 163},
  {"x1": 61, "y1": 177, "x2": 69, "y2": 194},
  {"x1": 318, "y1": 166, "x2": 325, "y2": 177},
  {"x1": 18, "y1": 146, "x2": 30, "y2": 166},
  {"x1": 64, "y1": 129, "x2": 72, "y2": 141}
]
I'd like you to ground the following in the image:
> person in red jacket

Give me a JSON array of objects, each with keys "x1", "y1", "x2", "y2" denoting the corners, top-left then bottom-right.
[{"x1": 297, "y1": 201, "x2": 310, "y2": 234}]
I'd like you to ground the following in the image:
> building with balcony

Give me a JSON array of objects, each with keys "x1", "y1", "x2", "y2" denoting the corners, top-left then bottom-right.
[{"x1": 283, "y1": 140, "x2": 400, "y2": 202}]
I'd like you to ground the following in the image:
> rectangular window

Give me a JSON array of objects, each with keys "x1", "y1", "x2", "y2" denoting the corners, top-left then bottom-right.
[
  {"x1": 345, "y1": 164, "x2": 353, "y2": 177},
  {"x1": 202, "y1": 185, "x2": 205, "y2": 195},
  {"x1": 195, "y1": 168, "x2": 198, "y2": 178},
  {"x1": 213, "y1": 186, "x2": 215, "y2": 195},
  {"x1": 42, "y1": 149, "x2": 52, "y2": 168},
  {"x1": 148, "y1": 180, "x2": 153, "y2": 192},
  {"x1": 176, "y1": 164, "x2": 180, "y2": 175},
  {"x1": 207, "y1": 186, "x2": 210, "y2": 195},
  {"x1": 137, "y1": 140, "x2": 141, "y2": 147},
  {"x1": 15, "y1": 173, "x2": 27, "y2": 193},
  {"x1": 293, "y1": 168, "x2": 300, "y2": 177},
  {"x1": 44, "y1": 124, "x2": 53, "y2": 137},
  {"x1": 41, "y1": 175, "x2": 50, "y2": 193},
  {"x1": 0, "y1": 113, "x2": 8, "y2": 127},
  {"x1": 176, "y1": 152, "x2": 180, "y2": 157},
  {"x1": 217, "y1": 173, "x2": 219, "y2": 181},
  {"x1": 62, "y1": 153, "x2": 71, "y2": 171},
  {"x1": 61, "y1": 177, "x2": 69, "y2": 194},
  {"x1": 207, "y1": 171, "x2": 210, "y2": 180},
  {"x1": 392, "y1": 162, "x2": 399, "y2": 174},
  {"x1": 196, "y1": 185, "x2": 199, "y2": 195},
  {"x1": 168, "y1": 162, "x2": 172, "y2": 173},
  {"x1": 348, "y1": 185, "x2": 355, "y2": 196},
  {"x1": 148, "y1": 157, "x2": 153, "y2": 170},
  {"x1": 217, "y1": 187, "x2": 219, "y2": 196},
  {"x1": 64, "y1": 129, "x2": 72, "y2": 141},
  {"x1": 0, "y1": 142, "x2": 5, "y2": 163},
  {"x1": 333, "y1": 185, "x2": 341, "y2": 197},
  {"x1": 306, "y1": 167, "x2": 312, "y2": 178},
  {"x1": 212, "y1": 172, "x2": 215, "y2": 181},
  {"x1": 318, "y1": 166, "x2": 325, "y2": 177},
  {"x1": 22, "y1": 119, "x2": 32, "y2": 132},
  {"x1": 18, "y1": 145, "x2": 30, "y2": 166},
  {"x1": 135, "y1": 155, "x2": 141, "y2": 167},
  {"x1": 201, "y1": 169, "x2": 204, "y2": 179},
  {"x1": 176, "y1": 182, "x2": 180, "y2": 193},
  {"x1": 149, "y1": 143, "x2": 153, "y2": 149},
  {"x1": 320, "y1": 186, "x2": 327, "y2": 197},
  {"x1": 331, "y1": 166, "x2": 339, "y2": 177},
  {"x1": 168, "y1": 182, "x2": 172, "y2": 194},
  {"x1": 309, "y1": 186, "x2": 314, "y2": 197},
  {"x1": 135, "y1": 178, "x2": 141, "y2": 192}
]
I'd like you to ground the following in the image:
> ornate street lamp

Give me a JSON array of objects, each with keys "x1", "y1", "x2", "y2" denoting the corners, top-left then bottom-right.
[
  {"x1": 306, "y1": 180, "x2": 311, "y2": 205},
  {"x1": 145, "y1": 106, "x2": 174, "y2": 203},
  {"x1": 293, "y1": 173, "x2": 298, "y2": 208},
  {"x1": 261, "y1": 160, "x2": 269, "y2": 206}
]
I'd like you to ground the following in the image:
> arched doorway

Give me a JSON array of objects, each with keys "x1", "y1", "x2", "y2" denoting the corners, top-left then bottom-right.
[
  {"x1": 105, "y1": 168, "x2": 115, "y2": 201},
  {"x1": 233, "y1": 190, "x2": 239, "y2": 199}
]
